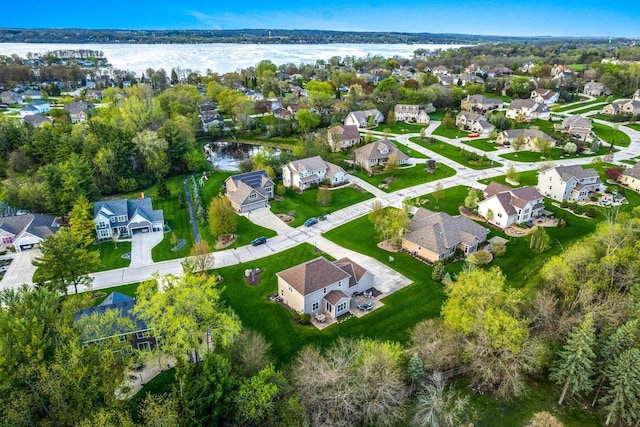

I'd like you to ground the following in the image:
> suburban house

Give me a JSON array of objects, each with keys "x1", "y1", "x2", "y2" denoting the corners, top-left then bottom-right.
[
  {"x1": 93, "y1": 198, "x2": 165, "y2": 241},
  {"x1": 0, "y1": 90, "x2": 23, "y2": 104},
  {"x1": 477, "y1": 182, "x2": 545, "y2": 228},
  {"x1": 551, "y1": 64, "x2": 573, "y2": 77},
  {"x1": 224, "y1": 170, "x2": 274, "y2": 213},
  {"x1": 327, "y1": 124, "x2": 360, "y2": 152},
  {"x1": 554, "y1": 115, "x2": 593, "y2": 141},
  {"x1": 344, "y1": 109, "x2": 384, "y2": 128},
  {"x1": 64, "y1": 101, "x2": 91, "y2": 123},
  {"x1": 531, "y1": 88, "x2": 559, "y2": 106},
  {"x1": 85, "y1": 89, "x2": 103, "y2": 101},
  {"x1": 74, "y1": 292, "x2": 158, "y2": 352},
  {"x1": 0, "y1": 213, "x2": 60, "y2": 252},
  {"x1": 19, "y1": 104, "x2": 40, "y2": 118},
  {"x1": 496, "y1": 129, "x2": 556, "y2": 150},
  {"x1": 437, "y1": 75, "x2": 454, "y2": 86},
  {"x1": 200, "y1": 110, "x2": 224, "y2": 131},
  {"x1": 618, "y1": 162, "x2": 640, "y2": 192},
  {"x1": 602, "y1": 99, "x2": 640, "y2": 116},
  {"x1": 401, "y1": 208, "x2": 488, "y2": 263},
  {"x1": 460, "y1": 94, "x2": 503, "y2": 113},
  {"x1": 282, "y1": 156, "x2": 348, "y2": 191},
  {"x1": 354, "y1": 138, "x2": 410, "y2": 172},
  {"x1": 537, "y1": 165, "x2": 605, "y2": 203},
  {"x1": 583, "y1": 81, "x2": 611, "y2": 97},
  {"x1": 276, "y1": 256, "x2": 374, "y2": 319},
  {"x1": 506, "y1": 99, "x2": 551, "y2": 121},
  {"x1": 432, "y1": 66, "x2": 450, "y2": 75},
  {"x1": 273, "y1": 107, "x2": 292, "y2": 120},
  {"x1": 23, "y1": 89, "x2": 42, "y2": 99},
  {"x1": 22, "y1": 114, "x2": 53, "y2": 127},
  {"x1": 394, "y1": 104, "x2": 431, "y2": 124},
  {"x1": 454, "y1": 72, "x2": 485, "y2": 86},
  {"x1": 455, "y1": 111, "x2": 494, "y2": 135},
  {"x1": 29, "y1": 99, "x2": 51, "y2": 114},
  {"x1": 634, "y1": 89, "x2": 640, "y2": 101}
]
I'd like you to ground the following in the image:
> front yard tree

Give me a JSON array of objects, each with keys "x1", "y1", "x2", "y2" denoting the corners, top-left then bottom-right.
[
  {"x1": 511, "y1": 135, "x2": 526, "y2": 156},
  {"x1": 69, "y1": 194, "x2": 96, "y2": 246},
  {"x1": 564, "y1": 141, "x2": 578, "y2": 155},
  {"x1": 433, "y1": 182, "x2": 444, "y2": 207},
  {"x1": 529, "y1": 226, "x2": 551, "y2": 253},
  {"x1": 534, "y1": 137, "x2": 552, "y2": 158},
  {"x1": 134, "y1": 272, "x2": 241, "y2": 395},
  {"x1": 208, "y1": 196, "x2": 238, "y2": 238},
  {"x1": 550, "y1": 312, "x2": 596, "y2": 405},
  {"x1": 183, "y1": 241, "x2": 216, "y2": 274},
  {"x1": 506, "y1": 164, "x2": 520, "y2": 183},
  {"x1": 32, "y1": 227, "x2": 100, "y2": 295},
  {"x1": 384, "y1": 153, "x2": 400, "y2": 177},
  {"x1": 374, "y1": 208, "x2": 409, "y2": 246},
  {"x1": 464, "y1": 187, "x2": 479, "y2": 210}
]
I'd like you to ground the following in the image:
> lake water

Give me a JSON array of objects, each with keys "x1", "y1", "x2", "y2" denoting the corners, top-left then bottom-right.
[
  {"x1": 0, "y1": 42, "x2": 468, "y2": 75},
  {"x1": 205, "y1": 141, "x2": 282, "y2": 171}
]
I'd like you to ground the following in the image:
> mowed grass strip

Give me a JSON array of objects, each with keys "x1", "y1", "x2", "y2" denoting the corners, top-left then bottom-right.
[
  {"x1": 410, "y1": 137, "x2": 502, "y2": 170},
  {"x1": 351, "y1": 161, "x2": 456, "y2": 193}
]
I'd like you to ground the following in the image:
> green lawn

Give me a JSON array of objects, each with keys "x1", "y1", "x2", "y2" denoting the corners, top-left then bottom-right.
[
  {"x1": 564, "y1": 103, "x2": 606, "y2": 114},
  {"x1": 219, "y1": 242, "x2": 444, "y2": 364},
  {"x1": 372, "y1": 122, "x2": 427, "y2": 134},
  {"x1": 432, "y1": 124, "x2": 465, "y2": 139},
  {"x1": 91, "y1": 240, "x2": 131, "y2": 272},
  {"x1": 620, "y1": 159, "x2": 636, "y2": 165},
  {"x1": 481, "y1": 92, "x2": 512, "y2": 103},
  {"x1": 625, "y1": 123, "x2": 640, "y2": 132},
  {"x1": 270, "y1": 186, "x2": 374, "y2": 227},
  {"x1": 593, "y1": 122, "x2": 631, "y2": 147},
  {"x1": 394, "y1": 141, "x2": 429, "y2": 159},
  {"x1": 86, "y1": 282, "x2": 141, "y2": 306},
  {"x1": 410, "y1": 137, "x2": 502, "y2": 170},
  {"x1": 462, "y1": 138, "x2": 498, "y2": 152},
  {"x1": 352, "y1": 162, "x2": 456, "y2": 193},
  {"x1": 499, "y1": 147, "x2": 609, "y2": 163},
  {"x1": 552, "y1": 98, "x2": 605, "y2": 112},
  {"x1": 150, "y1": 176, "x2": 196, "y2": 262},
  {"x1": 478, "y1": 170, "x2": 540, "y2": 188},
  {"x1": 429, "y1": 109, "x2": 446, "y2": 121},
  {"x1": 416, "y1": 185, "x2": 470, "y2": 215}
]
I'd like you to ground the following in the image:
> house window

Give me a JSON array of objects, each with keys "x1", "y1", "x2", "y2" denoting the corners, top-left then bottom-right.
[
  {"x1": 312, "y1": 302, "x2": 319, "y2": 311},
  {"x1": 136, "y1": 331, "x2": 150, "y2": 339},
  {"x1": 249, "y1": 193, "x2": 257, "y2": 200},
  {"x1": 323, "y1": 287, "x2": 327, "y2": 294},
  {"x1": 280, "y1": 289, "x2": 284, "y2": 296},
  {"x1": 326, "y1": 302, "x2": 332, "y2": 312},
  {"x1": 119, "y1": 335, "x2": 127, "y2": 342},
  {"x1": 288, "y1": 285, "x2": 293, "y2": 293},
  {"x1": 336, "y1": 301, "x2": 348, "y2": 313},
  {"x1": 137, "y1": 342, "x2": 151, "y2": 352},
  {"x1": 497, "y1": 213, "x2": 502, "y2": 217}
]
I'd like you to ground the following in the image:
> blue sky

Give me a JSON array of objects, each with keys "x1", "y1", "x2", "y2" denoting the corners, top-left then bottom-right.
[{"x1": 3, "y1": 1, "x2": 638, "y2": 37}]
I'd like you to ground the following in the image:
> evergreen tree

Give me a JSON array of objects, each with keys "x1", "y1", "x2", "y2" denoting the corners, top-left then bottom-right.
[
  {"x1": 601, "y1": 348, "x2": 640, "y2": 426},
  {"x1": 550, "y1": 313, "x2": 596, "y2": 405}
]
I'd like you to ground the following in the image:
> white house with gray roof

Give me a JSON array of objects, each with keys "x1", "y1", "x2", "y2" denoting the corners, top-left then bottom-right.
[
  {"x1": 401, "y1": 208, "x2": 488, "y2": 263},
  {"x1": 477, "y1": 182, "x2": 545, "y2": 228},
  {"x1": 344, "y1": 109, "x2": 384, "y2": 128},
  {"x1": 93, "y1": 198, "x2": 164, "y2": 241},
  {"x1": 496, "y1": 129, "x2": 556, "y2": 150},
  {"x1": 282, "y1": 156, "x2": 348, "y2": 191},
  {"x1": 394, "y1": 104, "x2": 431, "y2": 124},
  {"x1": 224, "y1": 170, "x2": 274, "y2": 213},
  {"x1": 537, "y1": 165, "x2": 604, "y2": 203},
  {"x1": 277, "y1": 256, "x2": 374, "y2": 319},
  {"x1": 506, "y1": 99, "x2": 551, "y2": 121},
  {"x1": 327, "y1": 125, "x2": 360, "y2": 152},
  {"x1": 0, "y1": 213, "x2": 60, "y2": 252},
  {"x1": 354, "y1": 138, "x2": 410, "y2": 172},
  {"x1": 554, "y1": 115, "x2": 593, "y2": 141}
]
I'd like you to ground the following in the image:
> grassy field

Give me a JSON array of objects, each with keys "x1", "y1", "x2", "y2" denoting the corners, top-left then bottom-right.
[
  {"x1": 270, "y1": 186, "x2": 374, "y2": 227},
  {"x1": 552, "y1": 98, "x2": 605, "y2": 112},
  {"x1": 462, "y1": 138, "x2": 498, "y2": 152},
  {"x1": 372, "y1": 122, "x2": 427, "y2": 134},
  {"x1": 478, "y1": 170, "x2": 540, "y2": 188},
  {"x1": 410, "y1": 137, "x2": 502, "y2": 170},
  {"x1": 351, "y1": 161, "x2": 457, "y2": 193},
  {"x1": 218, "y1": 242, "x2": 445, "y2": 364},
  {"x1": 565, "y1": 103, "x2": 606, "y2": 114},
  {"x1": 432, "y1": 124, "x2": 465, "y2": 139},
  {"x1": 429, "y1": 109, "x2": 446, "y2": 121},
  {"x1": 481, "y1": 92, "x2": 512, "y2": 102},
  {"x1": 625, "y1": 123, "x2": 640, "y2": 132},
  {"x1": 593, "y1": 122, "x2": 631, "y2": 146},
  {"x1": 91, "y1": 240, "x2": 132, "y2": 272},
  {"x1": 499, "y1": 147, "x2": 608, "y2": 163},
  {"x1": 394, "y1": 140, "x2": 430, "y2": 159},
  {"x1": 149, "y1": 177, "x2": 196, "y2": 262}
]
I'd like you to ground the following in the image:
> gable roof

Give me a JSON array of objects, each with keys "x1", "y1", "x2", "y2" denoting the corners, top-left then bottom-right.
[
  {"x1": 354, "y1": 138, "x2": 410, "y2": 162},
  {"x1": 93, "y1": 198, "x2": 164, "y2": 224},
  {"x1": 542, "y1": 165, "x2": 600, "y2": 181},
  {"x1": 285, "y1": 156, "x2": 328, "y2": 174},
  {"x1": 0, "y1": 213, "x2": 59, "y2": 239},
  {"x1": 404, "y1": 208, "x2": 487, "y2": 254},
  {"x1": 329, "y1": 125, "x2": 360, "y2": 140},
  {"x1": 277, "y1": 257, "x2": 351, "y2": 295},
  {"x1": 74, "y1": 292, "x2": 148, "y2": 342},
  {"x1": 622, "y1": 162, "x2": 640, "y2": 179},
  {"x1": 333, "y1": 257, "x2": 368, "y2": 287},
  {"x1": 348, "y1": 109, "x2": 383, "y2": 123}
]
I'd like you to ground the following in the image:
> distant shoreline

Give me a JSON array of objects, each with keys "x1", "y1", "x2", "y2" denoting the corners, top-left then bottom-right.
[{"x1": 0, "y1": 28, "x2": 614, "y2": 45}]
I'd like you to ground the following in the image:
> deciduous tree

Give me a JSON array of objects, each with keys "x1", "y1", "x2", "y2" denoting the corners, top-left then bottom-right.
[{"x1": 208, "y1": 196, "x2": 238, "y2": 238}]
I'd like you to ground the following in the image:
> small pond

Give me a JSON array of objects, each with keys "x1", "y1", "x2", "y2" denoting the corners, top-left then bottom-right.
[{"x1": 205, "y1": 141, "x2": 282, "y2": 171}]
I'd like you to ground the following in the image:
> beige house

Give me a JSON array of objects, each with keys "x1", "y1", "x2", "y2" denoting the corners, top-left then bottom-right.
[
  {"x1": 394, "y1": 104, "x2": 431, "y2": 124},
  {"x1": 583, "y1": 81, "x2": 611, "y2": 97},
  {"x1": 224, "y1": 170, "x2": 274, "y2": 212},
  {"x1": 282, "y1": 156, "x2": 348, "y2": 191},
  {"x1": 456, "y1": 111, "x2": 494, "y2": 135},
  {"x1": 344, "y1": 109, "x2": 384, "y2": 128},
  {"x1": 277, "y1": 257, "x2": 374, "y2": 318},
  {"x1": 354, "y1": 138, "x2": 410, "y2": 172},
  {"x1": 531, "y1": 88, "x2": 559, "y2": 105},
  {"x1": 602, "y1": 99, "x2": 640, "y2": 116},
  {"x1": 506, "y1": 99, "x2": 551, "y2": 121},
  {"x1": 327, "y1": 125, "x2": 360, "y2": 152},
  {"x1": 554, "y1": 115, "x2": 593, "y2": 141},
  {"x1": 496, "y1": 129, "x2": 556, "y2": 150},
  {"x1": 460, "y1": 94, "x2": 503, "y2": 112},
  {"x1": 401, "y1": 208, "x2": 488, "y2": 263},
  {"x1": 619, "y1": 163, "x2": 640, "y2": 192}
]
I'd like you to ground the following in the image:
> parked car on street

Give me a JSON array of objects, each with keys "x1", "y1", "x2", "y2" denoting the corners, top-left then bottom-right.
[
  {"x1": 251, "y1": 236, "x2": 267, "y2": 246},
  {"x1": 304, "y1": 217, "x2": 318, "y2": 227}
]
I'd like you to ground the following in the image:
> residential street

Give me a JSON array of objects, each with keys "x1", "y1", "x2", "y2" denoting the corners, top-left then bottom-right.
[{"x1": 3, "y1": 110, "x2": 639, "y2": 295}]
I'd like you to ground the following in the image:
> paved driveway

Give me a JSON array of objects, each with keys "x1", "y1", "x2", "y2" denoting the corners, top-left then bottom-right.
[
  {"x1": 0, "y1": 250, "x2": 37, "y2": 290},
  {"x1": 130, "y1": 231, "x2": 164, "y2": 267},
  {"x1": 242, "y1": 208, "x2": 294, "y2": 235}
]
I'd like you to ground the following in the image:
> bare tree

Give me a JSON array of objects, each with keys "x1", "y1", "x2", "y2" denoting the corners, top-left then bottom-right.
[
  {"x1": 413, "y1": 372, "x2": 470, "y2": 427},
  {"x1": 231, "y1": 328, "x2": 273, "y2": 377}
]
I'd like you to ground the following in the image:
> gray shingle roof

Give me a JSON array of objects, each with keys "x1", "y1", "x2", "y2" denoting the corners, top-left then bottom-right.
[
  {"x1": 622, "y1": 162, "x2": 640, "y2": 180},
  {"x1": 277, "y1": 257, "x2": 351, "y2": 296},
  {"x1": 0, "y1": 213, "x2": 58, "y2": 239}
]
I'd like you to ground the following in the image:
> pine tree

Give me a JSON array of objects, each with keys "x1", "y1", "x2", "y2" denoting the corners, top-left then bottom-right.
[
  {"x1": 550, "y1": 313, "x2": 596, "y2": 405},
  {"x1": 601, "y1": 348, "x2": 640, "y2": 426}
]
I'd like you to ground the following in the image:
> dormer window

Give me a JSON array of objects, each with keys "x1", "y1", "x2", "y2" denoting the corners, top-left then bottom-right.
[{"x1": 249, "y1": 193, "x2": 257, "y2": 200}]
